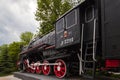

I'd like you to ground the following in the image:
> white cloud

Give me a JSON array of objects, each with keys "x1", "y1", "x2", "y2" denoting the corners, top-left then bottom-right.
[{"x1": 0, "y1": 0, "x2": 39, "y2": 45}]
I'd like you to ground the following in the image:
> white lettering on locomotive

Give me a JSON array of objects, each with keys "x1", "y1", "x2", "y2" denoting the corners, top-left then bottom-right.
[{"x1": 60, "y1": 37, "x2": 74, "y2": 46}]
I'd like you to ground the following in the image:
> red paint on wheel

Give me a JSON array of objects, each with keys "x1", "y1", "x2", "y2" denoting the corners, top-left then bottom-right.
[
  {"x1": 54, "y1": 59, "x2": 67, "y2": 78},
  {"x1": 42, "y1": 60, "x2": 51, "y2": 75},
  {"x1": 36, "y1": 66, "x2": 41, "y2": 74}
]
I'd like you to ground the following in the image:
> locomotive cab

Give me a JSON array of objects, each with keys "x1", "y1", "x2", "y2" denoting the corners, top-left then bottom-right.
[
  {"x1": 55, "y1": 6, "x2": 81, "y2": 49},
  {"x1": 55, "y1": 0, "x2": 99, "y2": 49}
]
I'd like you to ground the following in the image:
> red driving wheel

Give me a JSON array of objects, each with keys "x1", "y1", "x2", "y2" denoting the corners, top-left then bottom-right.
[
  {"x1": 42, "y1": 60, "x2": 51, "y2": 75},
  {"x1": 36, "y1": 66, "x2": 42, "y2": 74},
  {"x1": 54, "y1": 59, "x2": 67, "y2": 78},
  {"x1": 36, "y1": 62, "x2": 42, "y2": 74}
]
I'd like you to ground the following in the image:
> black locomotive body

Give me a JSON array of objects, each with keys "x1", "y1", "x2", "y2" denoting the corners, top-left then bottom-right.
[{"x1": 18, "y1": 0, "x2": 120, "y2": 79}]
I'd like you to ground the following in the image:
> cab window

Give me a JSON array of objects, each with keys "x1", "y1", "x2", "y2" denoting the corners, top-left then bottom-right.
[
  {"x1": 56, "y1": 18, "x2": 64, "y2": 33},
  {"x1": 66, "y1": 10, "x2": 77, "y2": 29}
]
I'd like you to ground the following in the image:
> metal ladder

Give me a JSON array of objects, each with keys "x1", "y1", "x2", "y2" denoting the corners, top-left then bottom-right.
[
  {"x1": 83, "y1": 19, "x2": 97, "y2": 79},
  {"x1": 83, "y1": 42, "x2": 96, "y2": 79}
]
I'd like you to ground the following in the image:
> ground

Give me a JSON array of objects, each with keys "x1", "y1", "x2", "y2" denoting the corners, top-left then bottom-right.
[
  {"x1": 0, "y1": 75, "x2": 21, "y2": 80},
  {"x1": 14, "y1": 72, "x2": 120, "y2": 80}
]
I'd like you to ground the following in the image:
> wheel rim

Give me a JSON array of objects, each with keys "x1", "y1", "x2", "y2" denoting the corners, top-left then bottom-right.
[
  {"x1": 54, "y1": 59, "x2": 67, "y2": 78},
  {"x1": 42, "y1": 60, "x2": 50, "y2": 75}
]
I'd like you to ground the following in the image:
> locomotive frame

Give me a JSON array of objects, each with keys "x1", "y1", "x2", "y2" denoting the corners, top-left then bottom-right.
[{"x1": 18, "y1": 0, "x2": 120, "y2": 79}]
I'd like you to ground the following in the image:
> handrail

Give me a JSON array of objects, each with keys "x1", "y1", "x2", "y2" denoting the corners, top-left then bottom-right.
[
  {"x1": 77, "y1": 53, "x2": 84, "y2": 75},
  {"x1": 80, "y1": 23, "x2": 84, "y2": 61},
  {"x1": 77, "y1": 23, "x2": 84, "y2": 75},
  {"x1": 93, "y1": 18, "x2": 97, "y2": 61}
]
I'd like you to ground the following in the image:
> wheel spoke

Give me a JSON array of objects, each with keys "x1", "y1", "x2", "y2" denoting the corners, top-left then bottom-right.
[
  {"x1": 61, "y1": 70, "x2": 65, "y2": 73},
  {"x1": 57, "y1": 72, "x2": 61, "y2": 77},
  {"x1": 61, "y1": 67, "x2": 65, "y2": 71},
  {"x1": 60, "y1": 71, "x2": 63, "y2": 75}
]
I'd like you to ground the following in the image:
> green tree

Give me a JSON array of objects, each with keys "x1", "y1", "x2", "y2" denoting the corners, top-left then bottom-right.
[
  {"x1": 0, "y1": 31, "x2": 33, "y2": 75},
  {"x1": 0, "y1": 44, "x2": 12, "y2": 73},
  {"x1": 8, "y1": 42, "x2": 24, "y2": 71},
  {"x1": 20, "y1": 32, "x2": 33, "y2": 45},
  {"x1": 35, "y1": 0, "x2": 72, "y2": 35},
  {"x1": 0, "y1": 42, "x2": 24, "y2": 75}
]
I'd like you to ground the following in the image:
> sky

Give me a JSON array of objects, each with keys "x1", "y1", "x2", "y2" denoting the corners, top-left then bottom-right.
[{"x1": 0, "y1": 0, "x2": 39, "y2": 46}]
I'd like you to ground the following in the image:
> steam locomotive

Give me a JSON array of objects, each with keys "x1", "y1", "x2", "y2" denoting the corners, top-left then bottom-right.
[{"x1": 18, "y1": 0, "x2": 120, "y2": 79}]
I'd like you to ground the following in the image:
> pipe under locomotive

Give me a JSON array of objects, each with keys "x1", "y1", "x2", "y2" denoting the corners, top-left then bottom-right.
[{"x1": 18, "y1": 0, "x2": 120, "y2": 79}]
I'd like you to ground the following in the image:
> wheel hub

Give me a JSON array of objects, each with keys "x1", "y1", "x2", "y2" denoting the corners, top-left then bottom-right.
[
  {"x1": 57, "y1": 66, "x2": 61, "y2": 71},
  {"x1": 44, "y1": 66, "x2": 47, "y2": 70}
]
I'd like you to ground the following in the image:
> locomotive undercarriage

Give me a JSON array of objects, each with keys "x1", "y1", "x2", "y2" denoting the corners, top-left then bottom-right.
[{"x1": 19, "y1": 45, "x2": 82, "y2": 78}]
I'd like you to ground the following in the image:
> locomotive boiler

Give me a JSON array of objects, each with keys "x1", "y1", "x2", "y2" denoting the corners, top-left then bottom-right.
[{"x1": 18, "y1": 0, "x2": 120, "y2": 79}]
